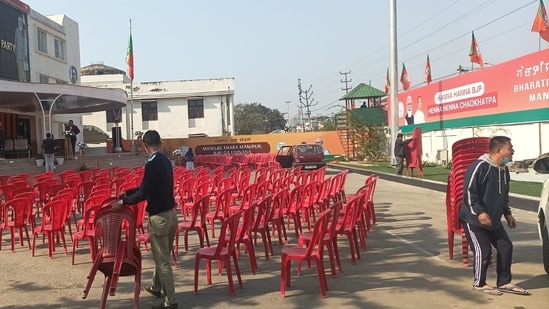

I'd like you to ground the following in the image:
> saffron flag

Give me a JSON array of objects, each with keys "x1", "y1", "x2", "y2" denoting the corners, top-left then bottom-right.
[
  {"x1": 400, "y1": 63, "x2": 411, "y2": 91},
  {"x1": 126, "y1": 29, "x2": 134, "y2": 80},
  {"x1": 425, "y1": 55, "x2": 432, "y2": 85},
  {"x1": 532, "y1": 0, "x2": 549, "y2": 42},
  {"x1": 384, "y1": 68, "x2": 390, "y2": 93},
  {"x1": 469, "y1": 32, "x2": 483, "y2": 68}
]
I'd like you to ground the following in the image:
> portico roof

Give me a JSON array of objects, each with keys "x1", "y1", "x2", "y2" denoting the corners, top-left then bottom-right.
[{"x1": 0, "y1": 79, "x2": 127, "y2": 115}]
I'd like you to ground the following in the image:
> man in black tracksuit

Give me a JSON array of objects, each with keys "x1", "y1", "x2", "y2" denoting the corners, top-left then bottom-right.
[{"x1": 459, "y1": 136, "x2": 528, "y2": 296}]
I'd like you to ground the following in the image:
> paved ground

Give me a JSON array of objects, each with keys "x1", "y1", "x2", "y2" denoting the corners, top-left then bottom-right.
[{"x1": 1, "y1": 168, "x2": 547, "y2": 309}]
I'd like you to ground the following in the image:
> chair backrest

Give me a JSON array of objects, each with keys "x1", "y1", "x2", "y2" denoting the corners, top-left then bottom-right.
[
  {"x1": 93, "y1": 198, "x2": 139, "y2": 260},
  {"x1": 41, "y1": 200, "x2": 68, "y2": 230},
  {"x1": 13, "y1": 186, "x2": 33, "y2": 197},
  {"x1": 194, "y1": 181, "x2": 211, "y2": 201},
  {"x1": 47, "y1": 184, "x2": 66, "y2": 200},
  {"x1": 288, "y1": 184, "x2": 306, "y2": 215},
  {"x1": 235, "y1": 203, "x2": 256, "y2": 243},
  {"x1": 78, "y1": 181, "x2": 95, "y2": 199},
  {"x1": 2, "y1": 198, "x2": 31, "y2": 226},
  {"x1": 214, "y1": 187, "x2": 234, "y2": 217},
  {"x1": 238, "y1": 183, "x2": 257, "y2": 211},
  {"x1": 253, "y1": 194, "x2": 273, "y2": 230},
  {"x1": 83, "y1": 193, "x2": 108, "y2": 211},
  {"x1": 189, "y1": 195, "x2": 211, "y2": 227},
  {"x1": 212, "y1": 211, "x2": 241, "y2": 256},
  {"x1": 271, "y1": 189, "x2": 290, "y2": 217},
  {"x1": 305, "y1": 209, "x2": 331, "y2": 257},
  {"x1": 255, "y1": 179, "x2": 270, "y2": 199}
]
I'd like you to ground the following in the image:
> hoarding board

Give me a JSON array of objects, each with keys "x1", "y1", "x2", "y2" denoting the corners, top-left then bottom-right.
[
  {"x1": 391, "y1": 48, "x2": 549, "y2": 132},
  {"x1": 0, "y1": 0, "x2": 30, "y2": 82}
]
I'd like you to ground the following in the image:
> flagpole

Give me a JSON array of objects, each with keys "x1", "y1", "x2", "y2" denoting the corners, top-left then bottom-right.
[
  {"x1": 389, "y1": 0, "x2": 399, "y2": 165},
  {"x1": 129, "y1": 19, "x2": 135, "y2": 154}
]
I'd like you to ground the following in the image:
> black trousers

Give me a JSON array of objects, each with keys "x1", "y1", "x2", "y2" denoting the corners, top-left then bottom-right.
[
  {"x1": 462, "y1": 221, "x2": 513, "y2": 287},
  {"x1": 395, "y1": 156, "x2": 404, "y2": 175},
  {"x1": 70, "y1": 136, "x2": 77, "y2": 155}
]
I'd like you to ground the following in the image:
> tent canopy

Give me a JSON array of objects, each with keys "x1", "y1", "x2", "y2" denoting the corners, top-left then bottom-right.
[{"x1": 0, "y1": 79, "x2": 127, "y2": 115}]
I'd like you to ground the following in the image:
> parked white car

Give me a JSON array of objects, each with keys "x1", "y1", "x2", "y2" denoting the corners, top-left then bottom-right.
[{"x1": 533, "y1": 157, "x2": 549, "y2": 274}]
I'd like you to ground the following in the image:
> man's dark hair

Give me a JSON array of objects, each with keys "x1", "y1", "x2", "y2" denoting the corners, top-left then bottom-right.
[
  {"x1": 397, "y1": 133, "x2": 403, "y2": 138},
  {"x1": 46, "y1": 132, "x2": 51, "y2": 138},
  {"x1": 489, "y1": 136, "x2": 511, "y2": 152},
  {"x1": 142, "y1": 130, "x2": 161, "y2": 146}
]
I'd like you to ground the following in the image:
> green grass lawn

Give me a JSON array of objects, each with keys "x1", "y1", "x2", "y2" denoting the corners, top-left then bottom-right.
[{"x1": 337, "y1": 162, "x2": 543, "y2": 198}]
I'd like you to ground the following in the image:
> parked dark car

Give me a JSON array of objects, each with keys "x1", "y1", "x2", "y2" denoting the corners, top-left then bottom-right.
[{"x1": 275, "y1": 144, "x2": 326, "y2": 170}]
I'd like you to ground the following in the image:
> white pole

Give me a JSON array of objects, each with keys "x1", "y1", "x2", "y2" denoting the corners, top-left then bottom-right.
[{"x1": 389, "y1": 0, "x2": 399, "y2": 165}]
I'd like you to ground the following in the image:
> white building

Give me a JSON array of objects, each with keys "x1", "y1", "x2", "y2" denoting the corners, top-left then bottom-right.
[
  {"x1": 81, "y1": 64, "x2": 235, "y2": 146},
  {"x1": 0, "y1": 0, "x2": 97, "y2": 155}
]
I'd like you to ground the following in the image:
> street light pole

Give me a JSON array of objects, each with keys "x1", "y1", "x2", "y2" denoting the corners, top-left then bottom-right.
[{"x1": 285, "y1": 100, "x2": 291, "y2": 126}]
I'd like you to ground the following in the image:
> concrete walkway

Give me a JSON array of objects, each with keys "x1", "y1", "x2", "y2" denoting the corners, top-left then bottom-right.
[{"x1": 0, "y1": 168, "x2": 547, "y2": 308}]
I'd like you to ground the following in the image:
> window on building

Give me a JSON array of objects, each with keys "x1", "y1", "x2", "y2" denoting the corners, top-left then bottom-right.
[
  {"x1": 55, "y1": 79, "x2": 67, "y2": 84},
  {"x1": 106, "y1": 109, "x2": 122, "y2": 123},
  {"x1": 39, "y1": 75, "x2": 49, "y2": 83},
  {"x1": 141, "y1": 101, "x2": 158, "y2": 121},
  {"x1": 37, "y1": 29, "x2": 47, "y2": 53},
  {"x1": 188, "y1": 99, "x2": 204, "y2": 119},
  {"x1": 54, "y1": 37, "x2": 65, "y2": 60}
]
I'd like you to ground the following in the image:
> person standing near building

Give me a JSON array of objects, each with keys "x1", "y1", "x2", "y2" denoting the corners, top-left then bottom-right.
[
  {"x1": 0, "y1": 122, "x2": 6, "y2": 159},
  {"x1": 394, "y1": 133, "x2": 412, "y2": 175},
  {"x1": 65, "y1": 120, "x2": 80, "y2": 156},
  {"x1": 112, "y1": 130, "x2": 179, "y2": 309},
  {"x1": 185, "y1": 147, "x2": 195, "y2": 170},
  {"x1": 42, "y1": 133, "x2": 55, "y2": 172},
  {"x1": 459, "y1": 136, "x2": 529, "y2": 296}
]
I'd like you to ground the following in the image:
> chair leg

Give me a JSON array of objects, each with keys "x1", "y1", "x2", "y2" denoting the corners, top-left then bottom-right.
[{"x1": 194, "y1": 256, "x2": 201, "y2": 295}]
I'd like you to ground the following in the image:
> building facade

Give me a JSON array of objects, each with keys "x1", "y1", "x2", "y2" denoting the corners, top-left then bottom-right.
[
  {"x1": 81, "y1": 65, "x2": 235, "y2": 147},
  {"x1": 0, "y1": 0, "x2": 84, "y2": 154}
]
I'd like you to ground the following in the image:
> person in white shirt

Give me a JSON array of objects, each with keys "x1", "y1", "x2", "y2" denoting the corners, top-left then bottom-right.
[
  {"x1": 414, "y1": 96, "x2": 426, "y2": 124},
  {"x1": 315, "y1": 138, "x2": 330, "y2": 155}
]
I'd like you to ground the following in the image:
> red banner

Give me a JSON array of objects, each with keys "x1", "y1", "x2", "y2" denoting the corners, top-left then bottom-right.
[{"x1": 391, "y1": 48, "x2": 549, "y2": 126}]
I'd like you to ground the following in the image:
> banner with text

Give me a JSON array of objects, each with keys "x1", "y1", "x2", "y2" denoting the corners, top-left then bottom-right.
[{"x1": 390, "y1": 48, "x2": 549, "y2": 127}]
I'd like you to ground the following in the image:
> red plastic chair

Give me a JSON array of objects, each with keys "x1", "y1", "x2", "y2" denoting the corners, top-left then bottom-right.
[
  {"x1": 194, "y1": 211, "x2": 243, "y2": 296},
  {"x1": 175, "y1": 195, "x2": 211, "y2": 254},
  {"x1": 335, "y1": 194, "x2": 364, "y2": 265},
  {"x1": 14, "y1": 191, "x2": 38, "y2": 229},
  {"x1": 225, "y1": 203, "x2": 258, "y2": 274},
  {"x1": 0, "y1": 197, "x2": 33, "y2": 252},
  {"x1": 32, "y1": 199, "x2": 68, "y2": 258},
  {"x1": 72, "y1": 199, "x2": 100, "y2": 265},
  {"x1": 82, "y1": 200, "x2": 141, "y2": 309},
  {"x1": 299, "y1": 201, "x2": 342, "y2": 277},
  {"x1": 229, "y1": 183, "x2": 256, "y2": 214},
  {"x1": 251, "y1": 195, "x2": 274, "y2": 260},
  {"x1": 205, "y1": 188, "x2": 233, "y2": 238},
  {"x1": 270, "y1": 189, "x2": 289, "y2": 246},
  {"x1": 280, "y1": 208, "x2": 330, "y2": 298}
]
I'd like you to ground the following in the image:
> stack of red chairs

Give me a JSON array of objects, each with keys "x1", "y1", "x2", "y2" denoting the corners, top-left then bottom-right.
[{"x1": 446, "y1": 137, "x2": 489, "y2": 266}]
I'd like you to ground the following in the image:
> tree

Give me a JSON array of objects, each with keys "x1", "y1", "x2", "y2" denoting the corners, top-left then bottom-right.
[
  {"x1": 348, "y1": 110, "x2": 388, "y2": 162},
  {"x1": 234, "y1": 103, "x2": 286, "y2": 135}
]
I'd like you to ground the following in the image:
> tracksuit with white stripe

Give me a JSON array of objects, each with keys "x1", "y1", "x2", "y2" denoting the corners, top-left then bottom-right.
[{"x1": 459, "y1": 154, "x2": 513, "y2": 288}]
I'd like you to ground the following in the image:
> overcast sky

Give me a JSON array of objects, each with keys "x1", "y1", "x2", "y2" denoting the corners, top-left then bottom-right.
[{"x1": 24, "y1": 0, "x2": 548, "y2": 118}]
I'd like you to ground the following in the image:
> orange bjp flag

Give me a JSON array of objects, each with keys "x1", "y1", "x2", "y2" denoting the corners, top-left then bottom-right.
[
  {"x1": 126, "y1": 29, "x2": 134, "y2": 80},
  {"x1": 424, "y1": 55, "x2": 432, "y2": 85},
  {"x1": 469, "y1": 32, "x2": 483, "y2": 68},
  {"x1": 532, "y1": 0, "x2": 549, "y2": 42},
  {"x1": 400, "y1": 63, "x2": 411, "y2": 91}
]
